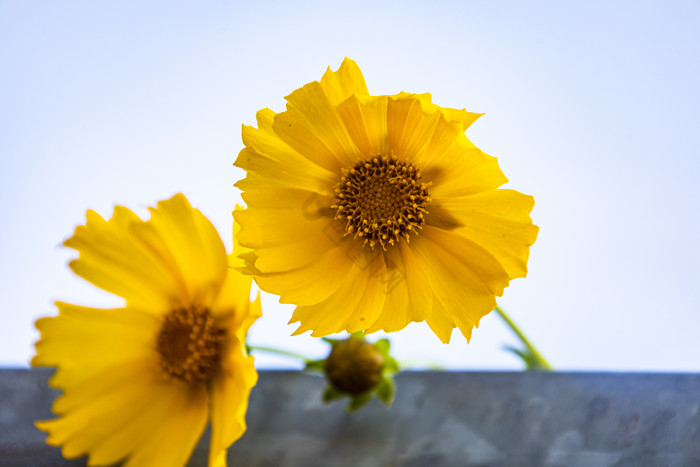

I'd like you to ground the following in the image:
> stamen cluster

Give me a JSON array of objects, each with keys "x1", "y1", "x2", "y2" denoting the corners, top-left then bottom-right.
[
  {"x1": 332, "y1": 155, "x2": 430, "y2": 249},
  {"x1": 156, "y1": 306, "x2": 225, "y2": 384}
]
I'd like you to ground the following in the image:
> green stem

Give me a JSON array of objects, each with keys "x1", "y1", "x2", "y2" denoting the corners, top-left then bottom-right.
[
  {"x1": 398, "y1": 360, "x2": 445, "y2": 371},
  {"x1": 247, "y1": 345, "x2": 312, "y2": 363},
  {"x1": 495, "y1": 304, "x2": 553, "y2": 371}
]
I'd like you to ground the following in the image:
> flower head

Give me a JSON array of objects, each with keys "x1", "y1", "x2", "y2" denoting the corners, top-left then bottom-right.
[
  {"x1": 235, "y1": 58, "x2": 538, "y2": 343},
  {"x1": 306, "y1": 334, "x2": 399, "y2": 412},
  {"x1": 32, "y1": 194, "x2": 261, "y2": 467}
]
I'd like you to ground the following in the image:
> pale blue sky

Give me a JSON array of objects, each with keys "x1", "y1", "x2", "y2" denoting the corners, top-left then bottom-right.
[{"x1": 1, "y1": 0, "x2": 699, "y2": 370}]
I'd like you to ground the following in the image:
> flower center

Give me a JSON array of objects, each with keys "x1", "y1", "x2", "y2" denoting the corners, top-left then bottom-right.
[
  {"x1": 156, "y1": 307, "x2": 225, "y2": 384},
  {"x1": 332, "y1": 155, "x2": 430, "y2": 249}
]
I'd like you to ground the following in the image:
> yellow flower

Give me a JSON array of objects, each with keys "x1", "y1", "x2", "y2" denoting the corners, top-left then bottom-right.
[
  {"x1": 234, "y1": 58, "x2": 538, "y2": 343},
  {"x1": 32, "y1": 194, "x2": 261, "y2": 467}
]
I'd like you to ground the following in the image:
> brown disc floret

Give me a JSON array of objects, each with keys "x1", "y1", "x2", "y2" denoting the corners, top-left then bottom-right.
[
  {"x1": 156, "y1": 306, "x2": 225, "y2": 384},
  {"x1": 332, "y1": 155, "x2": 431, "y2": 249}
]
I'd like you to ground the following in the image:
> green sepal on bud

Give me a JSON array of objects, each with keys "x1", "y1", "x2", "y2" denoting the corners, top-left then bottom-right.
[
  {"x1": 304, "y1": 359, "x2": 325, "y2": 373},
  {"x1": 305, "y1": 333, "x2": 399, "y2": 413},
  {"x1": 322, "y1": 385, "x2": 346, "y2": 403}
]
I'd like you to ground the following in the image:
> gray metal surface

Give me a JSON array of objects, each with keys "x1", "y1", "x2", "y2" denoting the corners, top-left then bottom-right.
[{"x1": 1, "y1": 370, "x2": 699, "y2": 466}]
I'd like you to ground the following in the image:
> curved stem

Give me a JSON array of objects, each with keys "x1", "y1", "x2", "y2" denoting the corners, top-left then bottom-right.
[
  {"x1": 247, "y1": 345, "x2": 313, "y2": 363},
  {"x1": 495, "y1": 304, "x2": 553, "y2": 371}
]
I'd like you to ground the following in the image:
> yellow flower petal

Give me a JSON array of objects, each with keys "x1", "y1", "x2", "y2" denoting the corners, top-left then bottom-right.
[
  {"x1": 290, "y1": 251, "x2": 386, "y2": 336},
  {"x1": 405, "y1": 91, "x2": 484, "y2": 131},
  {"x1": 387, "y1": 95, "x2": 439, "y2": 161},
  {"x1": 425, "y1": 140, "x2": 509, "y2": 199},
  {"x1": 36, "y1": 358, "x2": 167, "y2": 462},
  {"x1": 364, "y1": 252, "x2": 410, "y2": 334},
  {"x1": 434, "y1": 189, "x2": 539, "y2": 278},
  {"x1": 32, "y1": 303, "x2": 159, "y2": 390},
  {"x1": 336, "y1": 94, "x2": 390, "y2": 157},
  {"x1": 344, "y1": 254, "x2": 387, "y2": 333},
  {"x1": 364, "y1": 242, "x2": 433, "y2": 334},
  {"x1": 211, "y1": 264, "x2": 255, "y2": 320},
  {"x1": 208, "y1": 351, "x2": 258, "y2": 467},
  {"x1": 64, "y1": 209, "x2": 181, "y2": 312},
  {"x1": 440, "y1": 107, "x2": 483, "y2": 131},
  {"x1": 211, "y1": 217, "x2": 262, "y2": 332},
  {"x1": 273, "y1": 81, "x2": 361, "y2": 171},
  {"x1": 235, "y1": 202, "x2": 335, "y2": 253},
  {"x1": 398, "y1": 241, "x2": 434, "y2": 324},
  {"x1": 237, "y1": 108, "x2": 337, "y2": 192},
  {"x1": 142, "y1": 194, "x2": 228, "y2": 306},
  {"x1": 249, "y1": 229, "x2": 342, "y2": 273},
  {"x1": 410, "y1": 226, "x2": 511, "y2": 342},
  {"x1": 425, "y1": 296, "x2": 457, "y2": 344},
  {"x1": 86, "y1": 375, "x2": 185, "y2": 465},
  {"x1": 235, "y1": 188, "x2": 340, "y2": 273},
  {"x1": 122, "y1": 384, "x2": 209, "y2": 467},
  {"x1": 319, "y1": 57, "x2": 370, "y2": 105},
  {"x1": 64, "y1": 194, "x2": 228, "y2": 312},
  {"x1": 255, "y1": 236, "x2": 357, "y2": 307}
]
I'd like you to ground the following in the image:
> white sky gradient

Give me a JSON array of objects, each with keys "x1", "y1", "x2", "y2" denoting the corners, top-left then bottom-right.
[{"x1": 1, "y1": 0, "x2": 699, "y2": 371}]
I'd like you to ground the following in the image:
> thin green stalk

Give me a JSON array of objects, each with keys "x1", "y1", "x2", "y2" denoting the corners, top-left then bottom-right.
[
  {"x1": 495, "y1": 304, "x2": 553, "y2": 371},
  {"x1": 398, "y1": 360, "x2": 445, "y2": 371},
  {"x1": 247, "y1": 345, "x2": 312, "y2": 363}
]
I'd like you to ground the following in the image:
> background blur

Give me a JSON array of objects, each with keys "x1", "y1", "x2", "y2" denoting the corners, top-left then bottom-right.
[{"x1": 2, "y1": 0, "x2": 699, "y2": 371}]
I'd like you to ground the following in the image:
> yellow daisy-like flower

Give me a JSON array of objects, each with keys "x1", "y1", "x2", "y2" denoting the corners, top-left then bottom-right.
[
  {"x1": 32, "y1": 194, "x2": 260, "y2": 467},
  {"x1": 234, "y1": 58, "x2": 538, "y2": 343}
]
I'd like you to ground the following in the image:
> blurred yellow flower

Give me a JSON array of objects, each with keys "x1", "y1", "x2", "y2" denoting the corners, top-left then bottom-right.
[
  {"x1": 235, "y1": 58, "x2": 538, "y2": 343},
  {"x1": 33, "y1": 194, "x2": 260, "y2": 467}
]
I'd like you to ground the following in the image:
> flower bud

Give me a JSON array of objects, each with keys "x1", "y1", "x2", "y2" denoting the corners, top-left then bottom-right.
[
  {"x1": 305, "y1": 334, "x2": 399, "y2": 412},
  {"x1": 325, "y1": 336, "x2": 384, "y2": 395}
]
